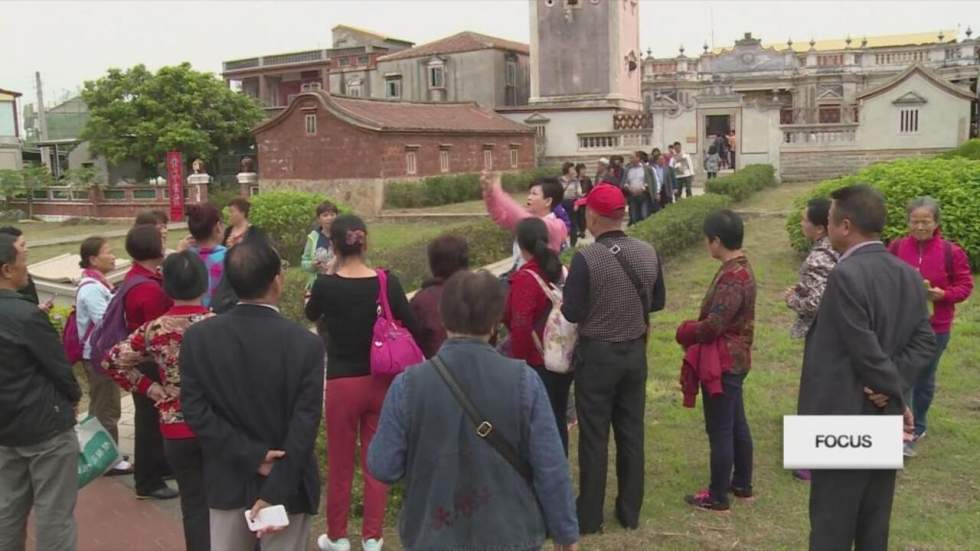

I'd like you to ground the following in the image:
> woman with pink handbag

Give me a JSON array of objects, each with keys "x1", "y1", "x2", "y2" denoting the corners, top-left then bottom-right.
[{"x1": 305, "y1": 214, "x2": 422, "y2": 551}]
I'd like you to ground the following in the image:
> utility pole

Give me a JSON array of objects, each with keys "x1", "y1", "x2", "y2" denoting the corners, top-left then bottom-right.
[{"x1": 35, "y1": 71, "x2": 50, "y2": 170}]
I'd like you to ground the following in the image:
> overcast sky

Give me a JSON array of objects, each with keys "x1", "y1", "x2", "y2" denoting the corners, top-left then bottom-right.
[{"x1": 3, "y1": 0, "x2": 979, "y2": 109}]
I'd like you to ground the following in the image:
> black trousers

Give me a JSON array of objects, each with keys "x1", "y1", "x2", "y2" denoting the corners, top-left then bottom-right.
[
  {"x1": 702, "y1": 372, "x2": 753, "y2": 503},
  {"x1": 573, "y1": 337, "x2": 647, "y2": 532},
  {"x1": 532, "y1": 365, "x2": 574, "y2": 455},
  {"x1": 809, "y1": 469, "x2": 897, "y2": 551},
  {"x1": 163, "y1": 438, "x2": 211, "y2": 551},
  {"x1": 133, "y1": 362, "x2": 171, "y2": 494}
]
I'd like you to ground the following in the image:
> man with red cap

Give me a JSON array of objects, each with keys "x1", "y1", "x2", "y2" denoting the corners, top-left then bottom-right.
[{"x1": 561, "y1": 184, "x2": 664, "y2": 534}]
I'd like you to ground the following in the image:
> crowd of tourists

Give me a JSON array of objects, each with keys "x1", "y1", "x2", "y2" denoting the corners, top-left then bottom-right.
[{"x1": 0, "y1": 156, "x2": 972, "y2": 551}]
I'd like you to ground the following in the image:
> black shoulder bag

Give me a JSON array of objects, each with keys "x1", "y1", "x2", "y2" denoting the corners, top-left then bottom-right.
[{"x1": 430, "y1": 355, "x2": 533, "y2": 484}]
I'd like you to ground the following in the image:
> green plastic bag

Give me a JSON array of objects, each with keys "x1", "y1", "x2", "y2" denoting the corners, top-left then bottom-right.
[{"x1": 76, "y1": 415, "x2": 120, "y2": 488}]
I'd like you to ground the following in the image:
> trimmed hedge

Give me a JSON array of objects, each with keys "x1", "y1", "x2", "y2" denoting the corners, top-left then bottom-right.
[
  {"x1": 785, "y1": 157, "x2": 980, "y2": 268},
  {"x1": 938, "y1": 138, "x2": 980, "y2": 161},
  {"x1": 249, "y1": 190, "x2": 350, "y2": 265},
  {"x1": 627, "y1": 193, "x2": 732, "y2": 258},
  {"x1": 371, "y1": 219, "x2": 512, "y2": 291},
  {"x1": 278, "y1": 218, "x2": 513, "y2": 327},
  {"x1": 384, "y1": 167, "x2": 560, "y2": 209},
  {"x1": 704, "y1": 164, "x2": 777, "y2": 201}
]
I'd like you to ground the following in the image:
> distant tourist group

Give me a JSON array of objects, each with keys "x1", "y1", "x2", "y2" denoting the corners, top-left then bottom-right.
[{"x1": 0, "y1": 157, "x2": 972, "y2": 550}]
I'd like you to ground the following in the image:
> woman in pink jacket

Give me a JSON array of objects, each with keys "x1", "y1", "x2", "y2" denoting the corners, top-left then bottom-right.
[
  {"x1": 481, "y1": 170, "x2": 568, "y2": 273},
  {"x1": 889, "y1": 196, "x2": 973, "y2": 456}
]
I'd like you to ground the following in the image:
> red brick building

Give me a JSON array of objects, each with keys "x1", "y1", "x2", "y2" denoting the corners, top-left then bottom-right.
[{"x1": 254, "y1": 90, "x2": 535, "y2": 213}]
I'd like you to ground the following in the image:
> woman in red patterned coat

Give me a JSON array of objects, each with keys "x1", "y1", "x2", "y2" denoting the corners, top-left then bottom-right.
[
  {"x1": 103, "y1": 251, "x2": 215, "y2": 551},
  {"x1": 676, "y1": 210, "x2": 757, "y2": 512},
  {"x1": 504, "y1": 217, "x2": 572, "y2": 454}
]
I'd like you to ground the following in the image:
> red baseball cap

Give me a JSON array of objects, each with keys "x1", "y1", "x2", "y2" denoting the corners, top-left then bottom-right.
[{"x1": 575, "y1": 183, "x2": 626, "y2": 217}]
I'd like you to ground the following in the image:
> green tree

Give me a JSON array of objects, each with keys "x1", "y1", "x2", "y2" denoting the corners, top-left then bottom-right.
[
  {"x1": 0, "y1": 165, "x2": 53, "y2": 218},
  {"x1": 81, "y1": 63, "x2": 263, "y2": 168},
  {"x1": 0, "y1": 169, "x2": 23, "y2": 211}
]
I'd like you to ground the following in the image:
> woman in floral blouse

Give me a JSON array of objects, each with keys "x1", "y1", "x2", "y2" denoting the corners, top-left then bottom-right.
[
  {"x1": 103, "y1": 251, "x2": 214, "y2": 551},
  {"x1": 785, "y1": 198, "x2": 839, "y2": 339},
  {"x1": 784, "y1": 198, "x2": 838, "y2": 482},
  {"x1": 676, "y1": 210, "x2": 756, "y2": 512}
]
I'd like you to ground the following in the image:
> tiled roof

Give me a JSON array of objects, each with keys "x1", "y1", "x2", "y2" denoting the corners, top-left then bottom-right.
[
  {"x1": 857, "y1": 63, "x2": 976, "y2": 101},
  {"x1": 331, "y1": 24, "x2": 414, "y2": 46},
  {"x1": 378, "y1": 31, "x2": 529, "y2": 61},
  {"x1": 255, "y1": 90, "x2": 533, "y2": 135}
]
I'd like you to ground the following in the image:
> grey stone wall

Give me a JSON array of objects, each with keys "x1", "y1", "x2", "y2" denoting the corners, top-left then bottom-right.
[{"x1": 780, "y1": 147, "x2": 951, "y2": 182}]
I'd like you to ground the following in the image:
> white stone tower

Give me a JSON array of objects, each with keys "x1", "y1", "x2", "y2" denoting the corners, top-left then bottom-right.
[{"x1": 529, "y1": 0, "x2": 642, "y2": 110}]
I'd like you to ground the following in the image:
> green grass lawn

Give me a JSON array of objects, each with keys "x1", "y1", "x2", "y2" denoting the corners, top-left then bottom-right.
[
  {"x1": 316, "y1": 182, "x2": 978, "y2": 550},
  {"x1": 15, "y1": 219, "x2": 132, "y2": 245},
  {"x1": 570, "y1": 182, "x2": 980, "y2": 550}
]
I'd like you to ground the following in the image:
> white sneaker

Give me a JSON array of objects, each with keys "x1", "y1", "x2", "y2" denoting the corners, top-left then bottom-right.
[
  {"x1": 362, "y1": 538, "x2": 384, "y2": 551},
  {"x1": 317, "y1": 535, "x2": 351, "y2": 551}
]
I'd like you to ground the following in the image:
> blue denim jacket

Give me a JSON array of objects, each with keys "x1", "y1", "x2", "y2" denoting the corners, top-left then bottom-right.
[{"x1": 367, "y1": 338, "x2": 578, "y2": 550}]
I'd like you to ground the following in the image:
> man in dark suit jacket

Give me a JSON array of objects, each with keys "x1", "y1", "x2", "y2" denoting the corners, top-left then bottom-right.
[
  {"x1": 799, "y1": 185, "x2": 936, "y2": 551},
  {"x1": 180, "y1": 236, "x2": 325, "y2": 550}
]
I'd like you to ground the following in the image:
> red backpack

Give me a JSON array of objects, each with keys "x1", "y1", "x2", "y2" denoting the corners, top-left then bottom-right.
[{"x1": 62, "y1": 281, "x2": 98, "y2": 365}]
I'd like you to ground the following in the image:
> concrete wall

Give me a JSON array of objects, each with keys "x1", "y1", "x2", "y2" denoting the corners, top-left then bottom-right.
[
  {"x1": 6, "y1": 183, "x2": 209, "y2": 220},
  {"x1": 612, "y1": 0, "x2": 642, "y2": 105},
  {"x1": 533, "y1": 0, "x2": 611, "y2": 98},
  {"x1": 501, "y1": 108, "x2": 617, "y2": 159},
  {"x1": 856, "y1": 72, "x2": 972, "y2": 149},
  {"x1": 373, "y1": 49, "x2": 529, "y2": 108},
  {"x1": 780, "y1": 147, "x2": 950, "y2": 182}
]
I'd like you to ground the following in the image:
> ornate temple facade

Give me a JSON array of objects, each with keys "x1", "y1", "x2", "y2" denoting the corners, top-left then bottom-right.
[{"x1": 642, "y1": 30, "x2": 979, "y2": 180}]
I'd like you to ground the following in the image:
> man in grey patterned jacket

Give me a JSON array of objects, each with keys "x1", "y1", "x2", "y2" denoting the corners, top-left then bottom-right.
[{"x1": 562, "y1": 184, "x2": 664, "y2": 534}]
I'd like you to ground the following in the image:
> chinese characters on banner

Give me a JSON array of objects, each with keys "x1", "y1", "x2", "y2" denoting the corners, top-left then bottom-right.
[{"x1": 166, "y1": 151, "x2": 185, "y2": 222}]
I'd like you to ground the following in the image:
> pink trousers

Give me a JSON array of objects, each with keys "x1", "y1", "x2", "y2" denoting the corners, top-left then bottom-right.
[{"x1": 325, "y1": 375, "x2": 390, "y2": 540}]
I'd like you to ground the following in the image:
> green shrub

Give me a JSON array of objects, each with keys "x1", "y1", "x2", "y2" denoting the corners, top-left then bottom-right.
[
  {"x1": 383, "y1": 167, "x2": 561, "y2": 209},
  {"x1": 372, "y1": 219, "x2": 512, "y2": 291},
  {"x1": 500, "y1": 166, "x2": 560, "y2": 193},
  {"x1": 47, "y1": 304, "x2": 72, "y2": 336},
  {"x1": 249, "y1": 190, "x2": 349, "y2": 265},
  {"x1": 207, "y1": 183, "x2": 243, "y2": 214},
  {"x1": 938, "y1": 139, "x2": 980, "y2": 161},
  {"x1": 785, "y1": 157, "x2": 980, "y2": 268},
  {"x1": 704, "y1": 164, "x2": 777, "y2": 201},
  {"x1": 628, "y1": 193, "x2": 732, "y2": 258}
]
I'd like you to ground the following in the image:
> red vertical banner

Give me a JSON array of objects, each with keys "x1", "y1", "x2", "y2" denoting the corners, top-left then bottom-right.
[{"x1": 166, "y1": 151, "x2": 185, "y2": 222}]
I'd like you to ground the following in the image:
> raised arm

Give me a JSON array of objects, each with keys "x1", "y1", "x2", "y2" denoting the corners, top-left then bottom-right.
[{"x1": 482, "y1": 171, "x2": 528, "y2": 232}]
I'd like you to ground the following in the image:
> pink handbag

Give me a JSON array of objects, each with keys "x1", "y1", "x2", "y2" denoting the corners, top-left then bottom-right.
[{"x1": 370, "y1": 269, "x2": 425, "y2": 377}]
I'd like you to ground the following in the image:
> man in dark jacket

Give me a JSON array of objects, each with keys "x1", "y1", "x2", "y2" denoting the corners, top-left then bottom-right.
[
  {"x1": 799, "y1": 185, "x2": 936, "y2": 551},
  {"x1": 0, "y1": 233, "x2": 82, "y2": 551},
  {"x1": 180, "y1": 236, "x2": 325, "y2": 550}
]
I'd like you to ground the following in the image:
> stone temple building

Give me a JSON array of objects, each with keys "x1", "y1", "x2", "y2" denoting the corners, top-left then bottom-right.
[{"x1": 641, "y1": 30, "x2": 979, "y2": 181}]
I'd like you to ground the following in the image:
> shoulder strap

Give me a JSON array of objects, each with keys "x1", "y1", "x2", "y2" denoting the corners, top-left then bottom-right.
[
  {"x1": 431, "y1": 355, "x2": 533, "y2": 485},
  {"x1": 375, "y1": 269, "x2": 394, "y2": 321},
  {"x1": 598, "y1": 239, "x2": 651, "y2": 323},
  {"x1": 944, "y1": 240, "x2": 954, "y2": 282},
  {"x1": 525, "y1": 270, "x2": 558, "y2": 303}
]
